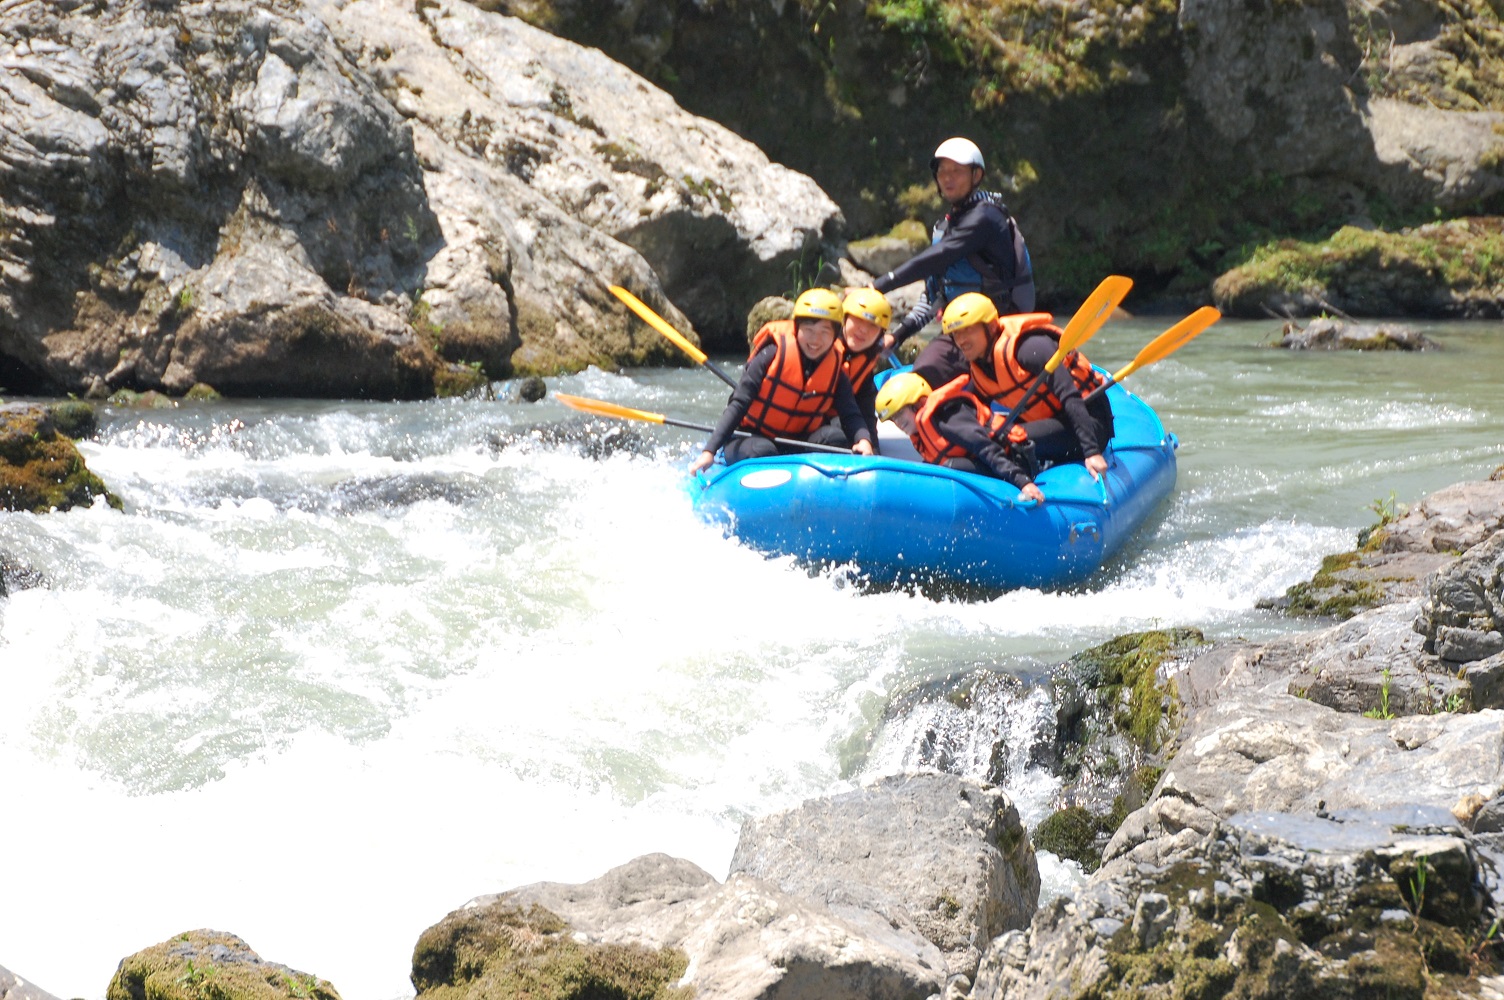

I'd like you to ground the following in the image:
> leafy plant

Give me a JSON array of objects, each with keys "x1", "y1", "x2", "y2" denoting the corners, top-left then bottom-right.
[{"x1": 1363, "y1": 667, "x2": 1395, "y2": 720}]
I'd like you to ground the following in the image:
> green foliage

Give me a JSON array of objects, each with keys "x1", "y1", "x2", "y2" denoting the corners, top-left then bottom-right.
[{"x1": 1363, "y1": 667, "x2": 1395, "y2": 720}]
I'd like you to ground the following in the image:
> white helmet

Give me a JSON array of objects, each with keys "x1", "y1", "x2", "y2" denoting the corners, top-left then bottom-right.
[{"x1": 930, "y1": 137, "x2": 985, "y2": 175}]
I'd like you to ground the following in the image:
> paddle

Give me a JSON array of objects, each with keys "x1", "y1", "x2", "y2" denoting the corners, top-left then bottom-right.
[
  {"x1": 608, "y1": 285, "x2": 738, "y2": 389},
  {"x1": 1083, "y1": 305, "x2": 1221, "y2": 402},
  {"x1": 991, "y1": 274, "x2": 1133, "y2": 443},
  {"x1": 555, "y1": 393, "x2": 854, "y2": 455}
]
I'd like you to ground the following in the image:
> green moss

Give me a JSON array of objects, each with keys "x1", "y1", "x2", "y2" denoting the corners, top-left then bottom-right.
[
  {"x1": 107, "y1": 930, "x2": 340, "y2": 1000},
  {"x1": 412, "y1": 900, "x2": 692, "y2": 1000},
  {"x1": 1034, "y1": 806, "x2": 1103, "y2": 871},
  {"x1": 0, "y1": 409, "x2": 122, "y2": 513},
  {"x1": 1070, "y1": 627, "x2": 1206, "y2": 751}
]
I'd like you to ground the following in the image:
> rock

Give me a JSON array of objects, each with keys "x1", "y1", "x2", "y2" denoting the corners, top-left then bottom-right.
[
  {"x1": 107, "y1": 930, "x2": 340, "y2": 1000},
  {"x1": 182, "y1": 383, "x2": 222, "y2": 402},
  {"x1": 1379, "y1": 479, "x2": 1504, "y2": 555},
  {"x1": 1417, "y1": 529, "x2": 1504, "y2": 664},
  {"x1": 1276, "y1": 317, "x2": 1439, "y2": 350},
  {"x1": 727, "y1": 771, "x2": 1039, "y2": 979},
  {"x1": 0, "y1": 966, "x2": 61, "y2": 1000},
  {"x1": 744, "y1": 295, "x2": 792, "y2": 347},
  {"x1": 847, "y1": 234, "x2": 924, "y2": 277},
  {"x1": 0, "y1": 0, "x2": 844, "y2": 397},
  {"x1": 0, "y1": 553, "x2": 46, "y2": 598},
  {"x1": 0, "y1": 404, "x2": 120, "y2": 512},
  {"x1": 44, "y1": 400, "x2": 97, "y2": 439},
  {"x1": 1214, "y1": 219, "x2": 1504, "y2": 319},
  {"x1": 311, "y1": 0, "x2": 842, "y2": 356},
  {"x1": 465, "y1": 853, "x2": 948, "y2": 999},
  {"x1": 515, "y1": 376, "x2": 547, "y2": 403},
  {"x1": 976, "y1": 804, "x2": 1500, "y2": 1000}
]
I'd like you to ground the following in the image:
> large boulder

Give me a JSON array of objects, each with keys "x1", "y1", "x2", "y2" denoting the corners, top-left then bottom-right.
[
  {"x1": 728, "y1": 771, "x2": 1040, "y2": 980},
  {"x1": 442, "y1": 853, "x2": 947, "y2": 1000},
  {"x1": 0, "y1": 0, "x2": 843, "y2": 396},
  {"x1": 310, "y1": 0, "x2": 841, "y2": 356}
]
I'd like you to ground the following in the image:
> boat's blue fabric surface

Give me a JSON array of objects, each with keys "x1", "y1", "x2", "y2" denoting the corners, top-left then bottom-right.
[{"x1": 688, "y1": 381, "x2": 1176, "y2": 591}]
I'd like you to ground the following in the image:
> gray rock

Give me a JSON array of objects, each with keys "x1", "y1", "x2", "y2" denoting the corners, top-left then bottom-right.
[
  {"x1": 1417, "y1": 529, "x2": 1504, "y2": 663},
  {"x1": 728, "y1": 772, "x2": 1039, "y2": 979},
  {"x1": 1380, "y1": 480, "x2": 1504, "y2": 555},
  {"x1": 0, "y1": 966, "x2": 61, "y2": 1000},
  {"x1": 1277, "y1": 317, "x2": 1439, "y2": 350},
  {"x1": 847, "y1": 235, "x2": 923, "y2": 278},
  {"x1": 496, "y1": 853, "x2": 947, "y2": 999},
  {"x1": 311, "y1": 0, "x2": 842, "y2": 354}
]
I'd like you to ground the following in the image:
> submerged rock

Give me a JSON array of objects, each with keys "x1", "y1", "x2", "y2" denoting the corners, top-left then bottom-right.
[
  {"x1": 107, "y1": 930, "x2": 340, "y2": 1000},
  {"x1": 1277, "y1": 317, "x2": 1440, "y2": 350}
]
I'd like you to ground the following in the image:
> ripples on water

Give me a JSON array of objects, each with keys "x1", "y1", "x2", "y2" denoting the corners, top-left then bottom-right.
[{"x1": 2, "y1": 318, "x2": 1502, "y2": 998}]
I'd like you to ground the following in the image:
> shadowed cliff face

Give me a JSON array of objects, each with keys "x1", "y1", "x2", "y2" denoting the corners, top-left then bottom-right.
[{"x1": 493, "y1": 0, "x2": 1504, "y2": 308}]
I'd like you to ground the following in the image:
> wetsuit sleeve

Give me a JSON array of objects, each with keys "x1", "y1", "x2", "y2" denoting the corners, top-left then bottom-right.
[
  {"x1": 831, "y1": 372, "x2": 874, "y2": 448},
  {"x1": 875, "y1": 204, "x2": 1007, "y2": 292},
  {"x1": 1015, "y1": 332, "x2": 1104, "y2": 458},
  {"x1": 885, "y1": 279, "x2": 938, "y2": 346},
  {"x1": 933, "y1": 400, "x2": 1031, "y2": 488},
  {"x1": 853, "y1": 372, "x2": 879, "y2": 444},
  {"x1": 701, "y1": 344, "x2": 775, "y2": 455}
]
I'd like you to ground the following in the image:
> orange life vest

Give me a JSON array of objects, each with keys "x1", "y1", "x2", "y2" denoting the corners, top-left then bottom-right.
[
  {"x1": 911, "y1": 375, "x2": 989, "y2": 464},
  {"x1": 967, "y1": 313, "x2": 1105, "y2": 422},
  {"x1": 740, "y1": 320, "x2": 844, "y2": 437},
  {"x1": 839, "y1": 341, "x2": 882, "y2": 396}
]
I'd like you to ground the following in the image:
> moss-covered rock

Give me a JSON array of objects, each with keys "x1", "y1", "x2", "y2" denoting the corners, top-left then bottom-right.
[
  {"x1": 412, "y1": 900, "x2": 692, "y2": 1000},
  {"x1": 1214, "y1": 219, "x2": 1504, "y2": 318},
  {"x1": 0, "y1": 405, "x2": 121, "y2": 513},
  {"x1": 744, "y1": 295, "x2": 793, "y2": 347},
  {"x1": 183, "y1": 383, "x2": 222, "y2": 402},
  {"x1": 46, "y1": 400, "x2": 98, "y2": 439},
  {"x1": 107, "y1": 930, "x2": 340, "y2": 1000},
  {"x1": 1062, "y1": 627, "x2": 1206, "y2": 754}
]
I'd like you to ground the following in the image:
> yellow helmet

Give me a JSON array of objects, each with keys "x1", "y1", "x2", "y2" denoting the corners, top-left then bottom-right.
[
  {"x1": 874, "y1": 372, "x2": 932, "y2": 421},
  {"x1": 792, "y1": 288, "x2": 844, "y2": 324},
  {"x1": 841, "y1": 288, "x2": 892, "y2": 331},
  {"x1": 940, "y1": 292, "x2": 998, "y2": 336}
]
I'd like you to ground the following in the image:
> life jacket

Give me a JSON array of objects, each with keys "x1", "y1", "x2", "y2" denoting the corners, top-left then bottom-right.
[
  {"x1": 911, "y1": 375, "x2": 989, "y2": 464},
  {"x1": 838, "y1": 340, "x2": 882, "y2": 396},
  {"x1": 930, "y1": 191, "x2": 1035, "y2": 315},
  {"x1": 967, "y1": 313, "x2": 1105, "y2": 422},
  {"x1": 740, "y1": 320, "x2": 844, "y2": 438}
]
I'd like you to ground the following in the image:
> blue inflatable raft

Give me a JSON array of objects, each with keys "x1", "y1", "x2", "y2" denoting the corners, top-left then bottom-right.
[{"x1": 688, "y1": 380, "x2": 1177, "y2": 592}]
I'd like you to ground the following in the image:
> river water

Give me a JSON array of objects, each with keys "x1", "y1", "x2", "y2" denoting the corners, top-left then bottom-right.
[{"x1": 1, "y1": 317, "x2": 1501, "y2": 997}]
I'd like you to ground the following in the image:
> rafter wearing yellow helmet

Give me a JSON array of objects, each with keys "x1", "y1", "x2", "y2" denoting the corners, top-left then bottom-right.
[{"x1": 687, "y1": 287, "x2": 875, "y2": 476}]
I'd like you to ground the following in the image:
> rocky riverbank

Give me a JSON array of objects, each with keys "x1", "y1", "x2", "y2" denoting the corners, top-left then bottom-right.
[{"x1": 5, "y1": 467, "x2": 1502, "y2": 998}]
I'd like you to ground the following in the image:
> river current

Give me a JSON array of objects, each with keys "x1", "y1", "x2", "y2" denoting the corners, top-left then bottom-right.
[{"x1": 2, "y1": 317, "x2": 1501, "y2": 997}]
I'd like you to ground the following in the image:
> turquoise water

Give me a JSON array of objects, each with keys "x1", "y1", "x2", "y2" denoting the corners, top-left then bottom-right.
[{"x1": 1, "y1": 317, "x2": 1501, "y2": 997}]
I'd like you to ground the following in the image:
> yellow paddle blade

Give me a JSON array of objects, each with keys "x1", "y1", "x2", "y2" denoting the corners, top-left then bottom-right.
[
  {"x1": 609, "y1": 285, "x2": 709, "y2": 365},
  {"x1": 1046, "y1": 274, "x2": 1133, "y2": 372},
  {"x1": 555, "y1": 393, "x2": 667, "y2": 425},
  {"x1": 1110, "y1": 305, "x2": 1221, "y2": 382}
]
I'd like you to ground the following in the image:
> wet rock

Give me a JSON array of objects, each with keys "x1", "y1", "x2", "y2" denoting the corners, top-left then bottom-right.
[
  {"x1": 1276, "y1": 317, "x2": 1439, "y2": 350},
  {"x1": 729, "y1": 772, "x2": 1039, "y2": 979},
  {"x1": 107, "y1": 930, "x2": 340, "y2": 1000},
  {"x1": 0, "y1": 965, "x2": 61, "y2": 1000},
  {"x1": 45, "y1": 400, "x2": 97, "y2": 439},
  {"x1": 0, "y1": 554, "x2": 47, "y2": 598},
  {"x1": 0, "y1": 404, "x2": 120, "y2": 513},
  {"x1": 469, "y1": 853, "x2": 947, "y2": 999},
  {"x1": 488, "y1": 420, "x2": 654, "y2": 460},
  {"x1": 515, "y1": 376, "x2": 547, "y2": 403}
]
